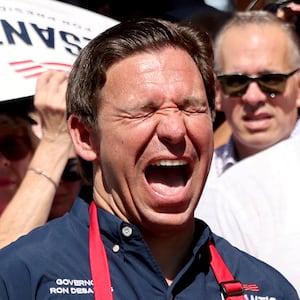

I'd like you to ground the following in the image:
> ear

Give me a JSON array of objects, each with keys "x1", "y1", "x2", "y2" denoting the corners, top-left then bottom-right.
[
  {"x1": 295, "y1": 73, "x2": 300, "y2": 108},
  {"x1": 68, "y1": 115, "x2": 98, "y2": 161},
  {"x1": 215, "y1": 79, "x2": 224, "y2": 112}
]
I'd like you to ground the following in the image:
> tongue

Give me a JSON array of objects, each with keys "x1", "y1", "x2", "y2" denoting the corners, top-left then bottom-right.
[{"x1": 146, "y1": 167, "x2": 186, "y2": 195}]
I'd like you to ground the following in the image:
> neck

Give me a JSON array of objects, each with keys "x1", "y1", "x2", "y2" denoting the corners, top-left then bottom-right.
[
  {"x1": 143, "y1": 223, "x2": 195, "y2": 285},
  {"x1": 233, "y1": 139, "x2": 265, "y2": 161}
]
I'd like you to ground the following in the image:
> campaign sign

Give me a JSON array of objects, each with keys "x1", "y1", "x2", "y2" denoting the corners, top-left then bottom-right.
[{"x1": 0, "y1": 0, "x2": 118, "y2": 101}]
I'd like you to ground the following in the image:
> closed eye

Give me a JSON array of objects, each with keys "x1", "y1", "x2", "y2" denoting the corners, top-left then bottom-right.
[
  {"x1": 131, "y1": 109, "x2": 156, "y2": 120},
  {"x1": 178, "y1": 102, "x2": 208, "y2": 115}
]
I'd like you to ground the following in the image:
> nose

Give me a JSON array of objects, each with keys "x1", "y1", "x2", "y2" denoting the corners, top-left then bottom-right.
[
  {"x1": 0, "y1": 152, "x2": 10, "y2": 167},
  {"x1": 241, "y1": 82, "x2": 268, "y2": 105},
  {"x1": 156, "y1": 109, "x2": 186, "y2": 145}
]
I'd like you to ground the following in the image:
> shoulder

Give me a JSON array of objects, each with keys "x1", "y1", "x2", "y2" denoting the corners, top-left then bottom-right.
[
  {"x1": 212, "y1": 234, "x2": 298, "y2": 297},
  {"x1": 229, "y1": 135, "x2": 300, "y2": 176},
  {"x1": 0, "y1": 198, "x2": 91, "y2": 297},
  {"x1": 208, "y1": 135, "x2": 300, "y2": 196},
  {"x1": 0, "y1": 199, "x2": 91, "y2": 298},
  {"x1": 0, "y1": 198, "x2": 89, "y2": 267}
]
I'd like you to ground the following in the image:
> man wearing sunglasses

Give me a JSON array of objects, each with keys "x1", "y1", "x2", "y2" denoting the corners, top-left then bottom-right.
[
  {"x1": 0, "y1": 71, "x2": 83, "y2": 249},
  {"x1": 205, "y1": 10, "x2": 300, "y2": 181},
  {"x1": 196, "y1": 7, "x2": 300, "y2": 295}
]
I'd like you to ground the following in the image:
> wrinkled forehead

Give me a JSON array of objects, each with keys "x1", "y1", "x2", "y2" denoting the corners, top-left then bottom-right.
[{"x1": 217, "y1": 24, "x2": 293, "y2": 72}]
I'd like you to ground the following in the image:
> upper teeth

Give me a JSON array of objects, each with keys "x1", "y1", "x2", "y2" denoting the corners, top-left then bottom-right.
[{"x1": 151, "y1": 160, "x2": 187, "y2": 167}]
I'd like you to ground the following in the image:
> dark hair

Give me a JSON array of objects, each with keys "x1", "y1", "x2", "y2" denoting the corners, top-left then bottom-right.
[
  {"x1": 0, "y1": 97, "x2": 38, "y2": 151},
  {"x1": 66, "y1": 18, "x2": 215, "y2": 183},
  {"x1": 0, "y1": 113, "x2": 39, "y2": 151}
]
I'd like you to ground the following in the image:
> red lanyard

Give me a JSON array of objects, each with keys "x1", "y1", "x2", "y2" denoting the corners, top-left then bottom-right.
[
  {"x1": 89, "y1": 201, "x2": 244, "y2": 300},
  {"x1": 208, "y1": 241, "x2": 244, "y2": 300},
  {"x1": 89, "y1": 201, "x2": 113, "y2": 300}
]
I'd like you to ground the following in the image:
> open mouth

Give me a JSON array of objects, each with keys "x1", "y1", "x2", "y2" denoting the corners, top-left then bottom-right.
[
  {"x1": 145, "y1": 160, "x2": 190, "y2": 195},
  {"x1": 243, "y1": 113, "x2": 272, "y2": 121}
]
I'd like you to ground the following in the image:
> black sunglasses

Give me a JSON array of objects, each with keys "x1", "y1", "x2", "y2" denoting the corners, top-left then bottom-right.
[
  {"x1": 0, "y1": 135, "x2": 32, "y2": 161},
  {"x1": 217, "y1": 68, "x2": 299, "y2": 98},
  {"x1": 61, "y1": 158, "x2": 82, "y2": 182}
]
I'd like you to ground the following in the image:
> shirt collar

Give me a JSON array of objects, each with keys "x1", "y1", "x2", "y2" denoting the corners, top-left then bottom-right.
[{"x1": 213, "y1": 135, "x2": 237, "y2": 175}]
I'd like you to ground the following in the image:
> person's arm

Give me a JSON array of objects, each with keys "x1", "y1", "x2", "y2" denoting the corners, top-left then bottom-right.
[{"x1": 0, "y1": 70, "x2": 72, "y2": 248}]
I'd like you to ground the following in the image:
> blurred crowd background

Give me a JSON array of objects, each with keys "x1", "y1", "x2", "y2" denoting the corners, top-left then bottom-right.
[{"x1": 57, "y1": 0, "x2": 269, "y2": 31}]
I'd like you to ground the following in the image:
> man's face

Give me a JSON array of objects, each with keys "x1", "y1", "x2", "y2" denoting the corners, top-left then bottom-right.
[
  {"x1": 0, "y1": 125, "x2": 33, "y2": 214},
  {"x1": 92, "y1": 47, "x2": 213, "y2": 233},
  {"x1": 217, "y1": 24, "x2": 300, "y2": 157}
]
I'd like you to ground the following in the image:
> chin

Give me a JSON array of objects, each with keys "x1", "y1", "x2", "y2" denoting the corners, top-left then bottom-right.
[{"x1": 141, "y1": 210, "x2": 194, "y2": 233}]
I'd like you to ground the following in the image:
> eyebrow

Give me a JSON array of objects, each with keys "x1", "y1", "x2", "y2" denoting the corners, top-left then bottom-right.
[{"x1": 181, "y1": 96, "x2": 208, "y2": 106}]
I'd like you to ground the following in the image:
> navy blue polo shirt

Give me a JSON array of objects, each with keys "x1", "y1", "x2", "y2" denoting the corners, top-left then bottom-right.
[{"x1": 0, "y1": 198, "x2": 298, "y2": 299}]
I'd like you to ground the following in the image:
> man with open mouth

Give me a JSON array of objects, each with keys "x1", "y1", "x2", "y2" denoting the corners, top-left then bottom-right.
[{"x1": 0, "y1": 17, "x2": 297, "y2": 299}]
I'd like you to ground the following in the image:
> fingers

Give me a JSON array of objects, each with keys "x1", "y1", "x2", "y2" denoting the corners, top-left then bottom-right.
[
  {"x1": 33, "y1": 70, "x2": 71, "y2": 140},
  {"x1": 34, "y1": 70, "x2": 69, "y2": 111}
]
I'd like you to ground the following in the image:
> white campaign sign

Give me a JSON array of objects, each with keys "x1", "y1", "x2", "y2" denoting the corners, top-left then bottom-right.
[{"x1": 0, "y1": 0, "x2": 118, "y2": 101}]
